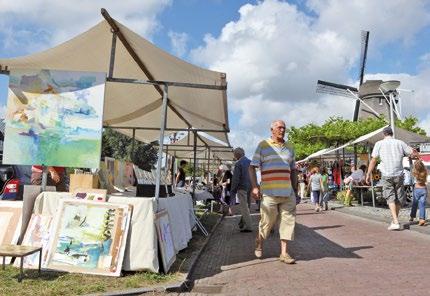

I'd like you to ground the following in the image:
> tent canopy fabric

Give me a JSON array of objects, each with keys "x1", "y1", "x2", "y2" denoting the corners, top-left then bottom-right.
[
  {"x1": 164, "y1": 132, "x2": 233, "y2": 161},
  {"x1": 300, "y1": 126, "x2": 430, "y2": 162},
  {"x1": 0, "y1": 13, "x2": 229, "y2": 143}
]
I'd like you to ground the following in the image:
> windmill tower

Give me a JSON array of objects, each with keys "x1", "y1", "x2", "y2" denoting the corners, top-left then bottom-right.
[{"x1": 316, "y1": 31, "x2": 402, "y2": 122}]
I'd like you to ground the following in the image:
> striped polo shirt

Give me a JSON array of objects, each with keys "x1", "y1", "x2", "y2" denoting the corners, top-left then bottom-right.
[{"x1": 251, "y1": 138, "x2": 295, "y2": 197}]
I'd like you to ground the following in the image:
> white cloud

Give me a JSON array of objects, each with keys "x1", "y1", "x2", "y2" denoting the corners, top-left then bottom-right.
[
  {"x1": 190, "y1": 0, "x2": 430, "y2": 156},
  {"x1": 168, "y1": 31, "x2": 189, "y2": 57},
  {"x1": 0, "y1": 0, "x2": 172, "y2": 53}
]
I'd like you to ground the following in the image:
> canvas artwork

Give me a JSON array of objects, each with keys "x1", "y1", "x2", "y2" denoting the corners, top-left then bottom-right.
[
  {"x1": 18, "y1": 214, "x2": 53, "y2": 268},
  {"x1": 45, "y1": 199, "x2": 131, "y2": 276},
  {"x1": 104, "y1": 157, "x2": 115, "y2": 187},
  {"x1": 124, "y1": 162, "x2": 135, "y2": 188},
  {"x1": 98, "y1": 162, "x2": 115, "y2": 193},
  {"x1": 2, "y1": 69, "x2": 105, "y2": 168},
  {"x1": 133, "y1": 165, "x2": 145, "y2": 184},
  {"x1": 114, "y1": 160, "x2": 125, "y2": 189},
  {"x1": 0, "y1": 201, "x2": 23, "y2": 264},
  {"x1": 73, "y1": 188, "x2": 107, "y2": 202},
  {"x1": 155, "y1": 210, "x2": 176, "y2": 273}
]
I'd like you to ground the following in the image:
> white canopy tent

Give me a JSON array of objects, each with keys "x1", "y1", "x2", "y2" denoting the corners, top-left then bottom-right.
[
  {"x1": 300, "y1": 125, "x2": 430, "y2": 162},
  {"x1": 0, "y1": 9, "x2": 231, "y2": 201},
  {"x1": 0, "y1": 11, "x2": 229, "y2": 142}
]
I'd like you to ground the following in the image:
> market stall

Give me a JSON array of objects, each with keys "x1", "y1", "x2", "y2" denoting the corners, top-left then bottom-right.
[{"x1": 0, "y1": 8, "x2": 230, "y2": 275}]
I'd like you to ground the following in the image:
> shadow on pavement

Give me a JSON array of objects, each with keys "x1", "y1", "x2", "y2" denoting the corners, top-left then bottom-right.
[{"x1": 187, "y1": 213, "x2": 373, "y2": 286}]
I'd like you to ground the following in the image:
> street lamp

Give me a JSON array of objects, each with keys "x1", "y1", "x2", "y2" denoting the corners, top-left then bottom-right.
[{"x1": 379, "y1": 80, "x2": 400, "y2": 138}]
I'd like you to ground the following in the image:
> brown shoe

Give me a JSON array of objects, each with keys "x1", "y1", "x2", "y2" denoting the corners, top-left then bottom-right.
[
  {"x1": 255, "y1": 237, "x2": 263, "y2": 258},
  {"x1": 418, "y1": 219, "x2": 426, "y2": 226},
  {"x1": 279, "y1": 253, "x2": 296, "y2": 264}
]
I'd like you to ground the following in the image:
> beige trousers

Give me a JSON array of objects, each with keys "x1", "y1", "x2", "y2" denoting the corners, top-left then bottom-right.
[
  {"x1": 236, "y1": 189, "x2": 253, "y2": 230},
  {"x1": 259, "y1": 195, "x2": 296, "y2": 240}
]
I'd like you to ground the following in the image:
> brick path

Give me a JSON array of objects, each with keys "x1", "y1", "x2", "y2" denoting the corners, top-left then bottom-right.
[{"x1": 174, "y1": 203, "x2": 430, "y2": 296}]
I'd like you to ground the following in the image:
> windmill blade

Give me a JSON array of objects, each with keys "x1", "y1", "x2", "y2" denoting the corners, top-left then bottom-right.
[
  {"x1": 358, "y1": 30, "x2": 370, "y2": 85},
  {"x1": 316, "y1": 80, "x2": 357, "y2": 98},
  {"x1": 353, "y1": 30, "x2": 370, "y2": 121}
]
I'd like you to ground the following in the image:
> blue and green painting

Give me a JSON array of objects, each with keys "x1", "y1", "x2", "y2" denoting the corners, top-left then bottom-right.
[
  {"x1": 51, "y1": 203, "x2": 116, "y2": 270},
  {"x1": 2, "y1": 69, "x2": 105, "y2": 168}
]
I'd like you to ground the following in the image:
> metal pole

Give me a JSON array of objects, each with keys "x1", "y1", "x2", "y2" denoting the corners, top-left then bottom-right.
[
  {"x1": 130, "y1": 128, "x2": 136, "y2": 160},
  {"x1": 207, "y1": 147, "x2": 211, "y2": 185},
  {"x1": 155, "y1": 84, "x2": 169, "y2": 206},
  {"x1": 368, "y1": 145, "x2": 375, "y2": 207},
  {"x1": 389, "y1": 92, "x2": 396, "y2": 138},
  {"x1": 41, "y1": 166, "x2": 48, "y2": 192},
  {"x1": 192, "y1": 131, "x2": 198, "y2": 199}
]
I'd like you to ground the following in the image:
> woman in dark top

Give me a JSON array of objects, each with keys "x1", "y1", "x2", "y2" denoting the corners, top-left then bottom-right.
[
  {"x1": 221, "y1": 164, "x2": 233, "y2": 216},
  {"x1": 176, "y1": 160, "x2": 187, "y2": 187}
]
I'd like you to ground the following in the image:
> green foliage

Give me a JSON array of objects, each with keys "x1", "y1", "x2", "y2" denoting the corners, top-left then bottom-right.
[
  {"x1": 101, "y1": 128, "x2": 158, "y2": 170},
  {"x1": 183, "y1": 161, "x2": 204, "y2": 177},
  {"x1": 395, "y1": 116, "x2": 427, "y2": 135},
  {"x1": 288, "y1": 116, "x2": 426, "y2": 160}
]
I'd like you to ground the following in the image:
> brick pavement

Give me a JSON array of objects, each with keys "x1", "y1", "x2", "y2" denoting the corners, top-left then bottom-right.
[{"x1": 171, "y1": 203, "x2": 430, "y2": 296}]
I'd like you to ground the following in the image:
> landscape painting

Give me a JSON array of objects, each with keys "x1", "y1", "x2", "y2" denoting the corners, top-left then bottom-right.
[
  {"x1": 2, "y1": 69, "x2": 105, "y2": 168},
  {"x1": 45, "y1": 199, "x2": 131, "y2": 276}
]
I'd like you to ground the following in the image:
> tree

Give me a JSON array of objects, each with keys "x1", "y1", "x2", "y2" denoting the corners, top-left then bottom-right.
[
  {"x1": 101, "y1": 128, "x2": 158, "y2": 170},
  {"x1": 287, "y1": 116, "x2": 426, "y2": 160}
]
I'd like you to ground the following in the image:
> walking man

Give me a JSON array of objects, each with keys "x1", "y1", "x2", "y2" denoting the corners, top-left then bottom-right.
[
  {"x1": 231, "y1": 147, "x2": 253, "y2": 232},
  {"x1": 249, "y1": 120, "x2": 298, "y2": 264},
  {"x1": 366, "y1": 126, "x2": 417, "y2": 230}
]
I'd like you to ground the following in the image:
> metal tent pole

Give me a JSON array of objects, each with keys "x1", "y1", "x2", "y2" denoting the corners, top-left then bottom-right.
[
  {"x1": 368, "y1": 145, "x2": 376, "y2": 207},
  {"x1": 130, "y1": 128, "x2": 136, "y2": 160},
  {"x1": 389, "y1": 93, "x2": 396, "y2": 138},
  {"x1": 192, "y1": 131, "x2": 198, "y2": 199},
  {"x1": 155, "y1": 84, "x2": 169, "y2": 207}
]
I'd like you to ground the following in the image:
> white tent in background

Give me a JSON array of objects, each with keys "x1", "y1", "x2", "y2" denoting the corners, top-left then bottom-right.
[{"x1": 300, "y1": 125, "x2": 430, "y2": 162}]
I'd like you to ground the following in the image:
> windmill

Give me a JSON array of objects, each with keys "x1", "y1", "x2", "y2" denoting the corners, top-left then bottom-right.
[{"x1": 316, "y1": 31, "x2": 402, "y2": 122}]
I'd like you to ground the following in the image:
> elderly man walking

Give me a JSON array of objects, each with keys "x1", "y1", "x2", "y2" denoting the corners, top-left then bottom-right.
[
  {"x1": 249, "y1": 120, "x2": 298, "y2": 264},
  {"x1": 231, "y1": 147, "x2": 253, "y2": 232},
  {"x1": 366, "y1": 126, "x2": 417, "y2": 230}
]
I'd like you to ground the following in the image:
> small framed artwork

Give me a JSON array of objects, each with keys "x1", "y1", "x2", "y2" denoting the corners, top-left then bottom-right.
[{"x1": 154, "y1": 209, "x2": 176, "y2": 273}]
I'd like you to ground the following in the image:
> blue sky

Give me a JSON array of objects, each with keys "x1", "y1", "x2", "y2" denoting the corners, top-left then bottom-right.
[{"x1": 1, "y1": 0, "x2": 430, "y2": 155}]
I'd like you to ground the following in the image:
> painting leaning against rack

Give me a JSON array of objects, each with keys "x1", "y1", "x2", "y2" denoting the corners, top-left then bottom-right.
[{"x1": 45, "y1": 199, "x2": 132, "y2": 276}]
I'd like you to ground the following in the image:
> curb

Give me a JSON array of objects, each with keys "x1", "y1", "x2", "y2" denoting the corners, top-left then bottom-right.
[
  {"x1": 168, "y1": 213, "x2": 225, "y2": 293},
  {"x1": 87, "y1": 213, "x2": 225, "y2": 296}
]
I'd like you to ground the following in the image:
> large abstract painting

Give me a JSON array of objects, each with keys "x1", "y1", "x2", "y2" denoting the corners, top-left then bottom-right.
[
  {"x1": 2, "y1": 69, "x2": 105, "y2": 168},
  {"x1": 0, "y1": 201, "x2": 23, "y2": 264},
  {"x1": 45, "y1": 199, "x2": 131, "y2": 276}
]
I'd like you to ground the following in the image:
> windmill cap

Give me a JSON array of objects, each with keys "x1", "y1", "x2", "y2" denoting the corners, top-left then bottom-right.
[{"x1": 383, "y1": 126, "x2": 393, "y2": 135}]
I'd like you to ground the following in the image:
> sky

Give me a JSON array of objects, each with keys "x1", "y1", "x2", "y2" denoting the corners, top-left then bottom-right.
[{"x1": 1, "y1": 0, "x2": 430, "y2": 157}]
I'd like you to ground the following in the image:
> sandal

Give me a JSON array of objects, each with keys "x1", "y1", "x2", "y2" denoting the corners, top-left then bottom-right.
[
  {"x1": 279, "y1": 253, "x2": 296, "y2": 264},
  {"x1": 254, "y1": 237, "x2": 263, "y2": 258}
]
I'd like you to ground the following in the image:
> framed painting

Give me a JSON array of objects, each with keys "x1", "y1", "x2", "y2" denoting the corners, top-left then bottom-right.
[
  {"x1": 45, "y1": 199, "x2": 132, "y2": 276},
  {"x1": 124, "y1": 162, "x2": 135, "y2": 188},
  {"x1": 17, "y1": 214, "x2": 53, "y2": 268},
  {"x1": 155, "y1": 209, "x2": 176, "y2": 273},
  {"x1": 0, "y1": 200, "x2": 23, "y2": 264},
  {"x1": 2, "y1": 69, "x2": 105, "y2": 168}
]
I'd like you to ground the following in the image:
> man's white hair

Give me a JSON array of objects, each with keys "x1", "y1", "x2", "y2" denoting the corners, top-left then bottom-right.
[{"x1": 270, "y1": 119, "x2": 286, "y2": 129}]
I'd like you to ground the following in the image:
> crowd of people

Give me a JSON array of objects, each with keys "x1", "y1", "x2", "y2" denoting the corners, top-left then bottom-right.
[{"x1": 176, "y1": 122, "x2": 428, "y2": 264}]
